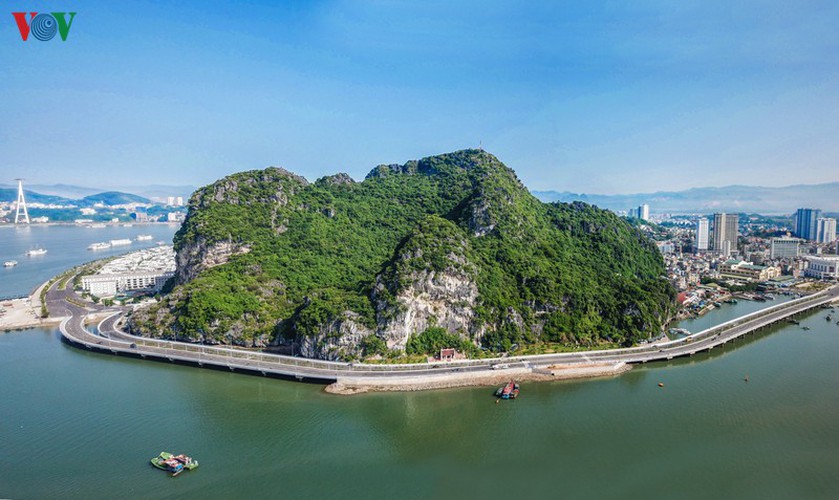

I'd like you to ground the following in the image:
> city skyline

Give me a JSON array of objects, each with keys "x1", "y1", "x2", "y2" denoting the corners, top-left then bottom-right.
[{"x1": 2, "y1": 1, "x2": 839, "y2": 193}]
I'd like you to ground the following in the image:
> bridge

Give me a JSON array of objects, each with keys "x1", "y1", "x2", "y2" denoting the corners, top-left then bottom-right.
[{"x1": 54, "y1": 279, "x2": 839, "y2": 385}]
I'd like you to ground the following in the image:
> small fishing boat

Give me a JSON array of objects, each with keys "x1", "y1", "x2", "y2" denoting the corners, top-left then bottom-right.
[
  {"x1": 495, "y1": 380, "x2": 520, "y2": 399},
  {"x1": 3, "y1": 260, "x2": 17, "y2": 267},
  {"x1": 150, "y1": 451, "x2": 198, "y2": 476}
]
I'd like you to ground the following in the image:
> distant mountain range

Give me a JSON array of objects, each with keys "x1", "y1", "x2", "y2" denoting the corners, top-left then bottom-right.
[
  {"x1": 5, "y1": 181, "x2": 837, "y2": 214},
  {"x1": 0, "y1": 183, "x2": 195, "y2": 201},
  {"x1": 0, "y1": 188, "x2": 151, "y2": 207},
  {"x1": 532, "y1": 182, "x2": 839, "y2": 214}
]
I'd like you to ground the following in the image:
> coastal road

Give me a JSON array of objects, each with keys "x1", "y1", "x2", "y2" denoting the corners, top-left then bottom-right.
[{"x1": 52, "y1": 276, "x2": 839, "y2": 383}]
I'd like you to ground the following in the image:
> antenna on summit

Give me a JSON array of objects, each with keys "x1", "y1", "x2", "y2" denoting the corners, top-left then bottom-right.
[
  {"x1": 14, "y1": 178, "x2": 30, "y2": 224},
  {"x1": 478, "y1": 140, "x2": 483, "y2": 151}
]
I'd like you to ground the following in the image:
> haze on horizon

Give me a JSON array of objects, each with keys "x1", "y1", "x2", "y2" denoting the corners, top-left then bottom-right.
[{"x1": 2, "y1": 1, "x2": 838, "y2": 195}]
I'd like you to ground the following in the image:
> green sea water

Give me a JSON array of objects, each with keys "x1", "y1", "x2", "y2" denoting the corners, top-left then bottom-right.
[{"x1": 2, "y1": 300, "x2": 838, "y2": 499}]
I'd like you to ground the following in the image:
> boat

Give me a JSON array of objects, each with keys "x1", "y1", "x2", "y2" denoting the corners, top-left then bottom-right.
[
  {"x1": 88, "y1": 242, "x2": 111, "y2": 251},
  {"x1": 4, "y1": 260, "x2": 18, "y2": 267},
  {"x1": 495, "y1": 380, "x2": 520, "y2": 399},
  {"x1": 802, "y1": 326, "x2": 811, "y2": 331},
  {"x1": 136, "y1": 234, "x2": 153, "y2": 241},
  {"x1": 150, "y1": 451, "x2": 198, "y2": 476},
  {"x1": 26, "y1": 248, "x2": 47, "y2": 256},
  {"x1": 122, "y1": 223, "x2": 133, "y2": 227},
  {"x1": 109, "y1": 238, "x2": 132, "y2": 246},
  {"x1": 87, "y1": 223, "x2": 107, "y2": 228}
]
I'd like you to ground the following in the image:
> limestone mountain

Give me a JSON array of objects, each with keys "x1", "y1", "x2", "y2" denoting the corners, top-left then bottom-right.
[{"x1": 128, "y1": 150, "x2": 675, "y2": 360}]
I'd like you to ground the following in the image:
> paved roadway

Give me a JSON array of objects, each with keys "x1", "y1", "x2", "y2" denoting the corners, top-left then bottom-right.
[{"x1": 52, "y1": 279, "x2": 839, "y2": 383}]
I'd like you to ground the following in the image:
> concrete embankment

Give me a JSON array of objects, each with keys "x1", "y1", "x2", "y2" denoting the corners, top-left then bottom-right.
[{"x1": 325, "y1": 362, "x2": 631, "y2": 395}]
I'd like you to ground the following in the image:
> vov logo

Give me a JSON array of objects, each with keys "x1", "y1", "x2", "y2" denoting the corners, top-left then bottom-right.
[{"x1": 12, "y1": 12, "x2": 77, "y2": 41}]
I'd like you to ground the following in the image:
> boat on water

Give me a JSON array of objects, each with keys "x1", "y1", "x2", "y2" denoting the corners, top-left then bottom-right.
[
  {"x1": 495, "y1": 380, "x2": 520, "y2": 399},
  {"x1": 26, "y1": 248, "x2": 47, "y2": 256},
  {"x1": 150, "y1": 451, "x2": 198, "y2": 476},
  {"x1": 136, "y1": 234, "x2": 153, "y2": 241},
  {"x1": 87, "y1": 223, "x2": 107, "y2": 228},
  {"x1": 88, "y1": 242, "x2": 111, "y2": 251},
  {"x1": 110, "y1": 238, "x2": 132, "y2": 246},
  {"x1": 4, "y1": 260, "x2": 18, "y2": 267},
  {"x1": 122, "y1": 223, "x2": 133, "y2": 227}
]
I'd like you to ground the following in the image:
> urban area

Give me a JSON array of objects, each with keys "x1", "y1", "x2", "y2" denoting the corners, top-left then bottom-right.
[{"x1": 627, "y1": 204, "x2": 839, "y2": 320}]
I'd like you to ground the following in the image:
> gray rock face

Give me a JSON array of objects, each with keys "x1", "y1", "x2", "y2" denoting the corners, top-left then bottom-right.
[
  {"x1": 372, "y1": 267, "x2": 481, "y2": 351},
  {"x1": 175, "y1": 239, "x2": 251, "y2": 284},
  {"x1": 298, "y1": 312, "x2": 373, "y2": 360}
]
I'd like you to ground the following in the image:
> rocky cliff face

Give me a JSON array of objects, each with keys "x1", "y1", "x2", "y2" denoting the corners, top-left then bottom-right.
[
  {"x1": 371, "y1": 216, "x2": 481, "y2": 350},
  {"x1": 373, "y1": 267, "x2": 480, "y2": 350},
  {"x1": 175, "y1": 240, "x2": 251, "y2": 284},
  {"x1": 297, "y1": 311, "x2": 373, "y2": 360}
]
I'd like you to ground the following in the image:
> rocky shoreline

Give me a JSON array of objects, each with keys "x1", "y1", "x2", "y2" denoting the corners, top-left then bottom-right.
[{"x1": 324, "y1": 362, "x2": 632, "y2": 395}]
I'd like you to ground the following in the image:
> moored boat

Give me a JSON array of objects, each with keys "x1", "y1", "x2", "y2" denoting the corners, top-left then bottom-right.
[
  {"x1": 88, "y1": 242, "x2": 111, "y2": 251},
  {"x1": 150, "y1": 451, "x2": 198, "y2": 476},
  {"x1": 495, "y1": 380, "x2": 520, "y2": 399}
]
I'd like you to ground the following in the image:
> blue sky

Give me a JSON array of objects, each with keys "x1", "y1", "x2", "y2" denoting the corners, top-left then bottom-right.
[{"x1": 2, "y1": 0, "x2": 838, "y2": 194}]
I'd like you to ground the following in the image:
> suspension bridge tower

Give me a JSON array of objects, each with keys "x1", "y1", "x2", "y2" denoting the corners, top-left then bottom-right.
[{"x1": 14, "y1": 178, "x2": 30, "y2": 224}]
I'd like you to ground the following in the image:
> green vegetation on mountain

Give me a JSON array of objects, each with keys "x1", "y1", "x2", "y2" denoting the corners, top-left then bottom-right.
[{"x1": 130, "y1": 150, "x2": 675, "y2": 359}]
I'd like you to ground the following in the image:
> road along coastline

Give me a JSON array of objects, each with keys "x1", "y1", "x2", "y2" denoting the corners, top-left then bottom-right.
[{"x1": 49, "y1": 265, "x2": 838, "y2": 394}]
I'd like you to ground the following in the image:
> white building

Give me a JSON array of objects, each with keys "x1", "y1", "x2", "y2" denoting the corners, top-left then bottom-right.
[
  {"x1": 770, "y1": 237, "x2": 800, "y2": 259},
  {"x1": 82, "y1": 272, "x2": 174, "y2": 297},
  {"x1": 637, "y1": 204, "x2": 650, "y2": 222},
  {"x1": 804, "y1": 256, "x2": 839, "y2": 280},
  {"x1": 713, "y1": 213, "x2": 738, "y2": 254},
  {"x1": 816, "y1": 218, "x2": 837, "y2": 244},
  {"x1": 694, "y1": 218, "x2": 709, "y2": 252}
]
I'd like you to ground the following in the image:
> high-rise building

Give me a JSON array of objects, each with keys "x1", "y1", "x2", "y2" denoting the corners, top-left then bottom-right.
[
  {"x1": 794, "y1": 208, "x2": 822, "y2": 240},
  {"x1": 637, "y1": 204, "x2": 649, "y2": 221},
  {"x1": 176, "y1": 196, "x2": 184, "y2": 206},
  {"x1": 167, "y1": 196, "x2": 176, "y2": 206},
  {"x1": 770, "y1": 237, "x2": 800, "y2": 259},
  {"x1": 713, "y1": 213, "x2": 738, "y2": 254},
  {"x1": 816, "y1": 217, "x2": 837, "y2": 243},
  {"x1": 694, "y1": 218, "x2": 709, "y2": 252}
]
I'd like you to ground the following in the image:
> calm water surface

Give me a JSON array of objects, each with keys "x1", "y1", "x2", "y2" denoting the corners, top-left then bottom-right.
[
  {"x1": 1, "y1": 228, "x2": 838, "y2": 498},
  {"x1": 0, "y1": 224, "x2": 179, "y2": 297}
]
